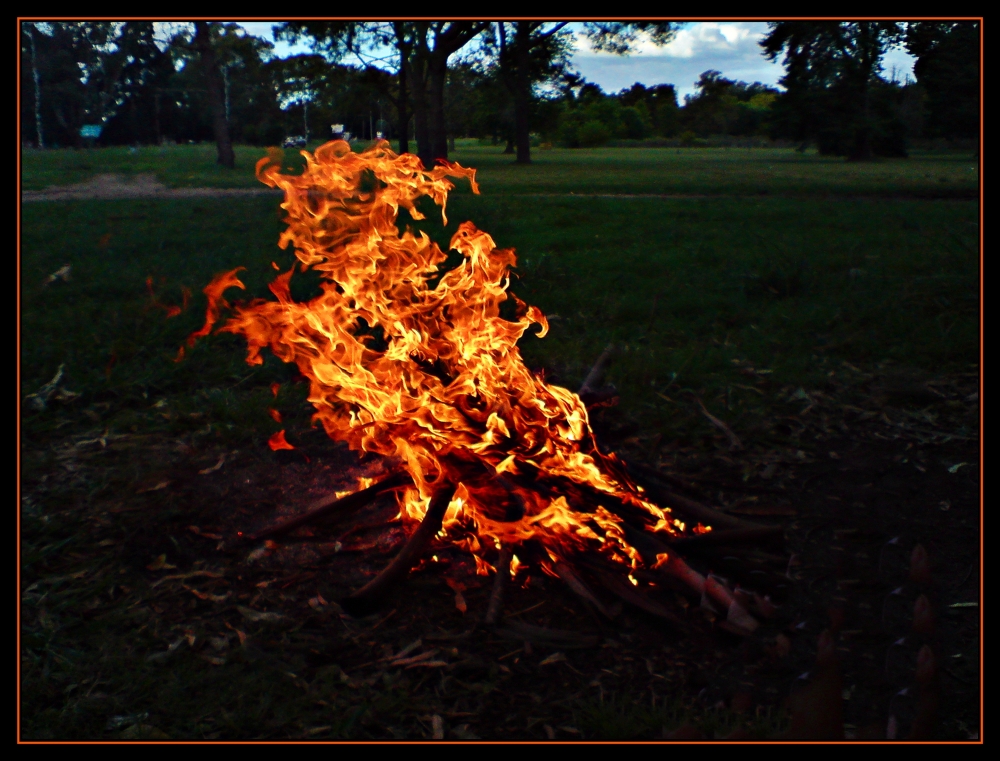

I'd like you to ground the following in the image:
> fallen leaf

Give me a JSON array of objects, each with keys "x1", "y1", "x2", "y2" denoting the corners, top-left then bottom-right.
[
  {"x1": 149, "y1": 570, "x2": 223, "y2": 588},
  {"x1": 137, "y1": 480, "x2": 172, "y2": 494},
  {"x1": 539, "y1": 652, "x2": 567, "y2": 666},
  {"x1": 453, "y1": 590, "x2": 467, "y2": 614},
  {"x1": 106, "y1": 712, "x2": 149, "y2": 730},
  {"x1": 199, "y1": 654, "x2": 226, "y2": 666},
  {"x1": 451, "y1": 723, "x2": 480, "y2": 740},
  {"x1": 237, "y1": 605, "x2": 286, "y2": 623},
  {"x1": 948, "y1": 462, "x2": 969, "y2": 474},
  {"x1": 432, "y1": 714, "x2": 444, "y2": 740},
  {"x1": 391, "y1": 649, "x2": 439, "y2": 667},
  {"x1": 185, "y1": 586, "x2": 230, "y2": 603},
  {"x1": 198, "y1": 455, "x2": 227, "y2": 475},
  {"x1": 224, "y1": 622, "x2": 247, "y2": 645},
  {"x1": 187, "y1": 525, "x2": 223, "y2": 540},
  {"x1": 405, "y1": 660, "x2": 448, "y2": 669},
  {"x1": 119, "y1": 724, "x2": 169, "y2": 740},
  {"x1": 44, "y1": 264, "x2": 73, "y2": 285},
  {"x1": 146, "y1": 554, "x2": 177, "y2": 571}
]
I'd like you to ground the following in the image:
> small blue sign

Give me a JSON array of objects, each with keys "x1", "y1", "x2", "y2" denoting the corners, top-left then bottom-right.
[{"x1": 80, "y1": 124, "x2": 102, "y2": 138}]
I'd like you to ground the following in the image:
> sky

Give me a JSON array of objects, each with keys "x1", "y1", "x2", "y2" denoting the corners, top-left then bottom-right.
[{"x1": 235, "y1": 21, "x2": 917, "y2": 100}]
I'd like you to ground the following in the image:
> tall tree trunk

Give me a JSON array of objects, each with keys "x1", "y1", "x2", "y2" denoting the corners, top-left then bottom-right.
[
  {"x1": 427, "y1": 57, "x2": 448, "y2": 163},
  {"x1": 28, "y1": 24, "x2": 44, "y2": 149},
  {"x1": 194, "y1": 21, "x2": 234, "y2": 168},
  {"x1": 396, "y1": 47, "x2": 409, "y2": 154},
  {"x1": 513, "y1": 24, "x2": 532, "y2": 164},
  {"x1": 412, "y1": 62, "x2": 430, "y2": 167}
]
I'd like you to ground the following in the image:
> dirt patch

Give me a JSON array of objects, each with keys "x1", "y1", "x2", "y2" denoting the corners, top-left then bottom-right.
[{"x1": 22, "y1": 174, "x2": 281, "y2": 203}]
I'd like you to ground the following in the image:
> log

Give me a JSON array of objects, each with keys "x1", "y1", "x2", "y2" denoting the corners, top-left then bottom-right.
[
  {"x1": 619, "y1": 523, "x2": 757, "y2": 632},
  {"x1": 554, "y1": 561, "x2": 619, "y2": 619},
  {"x1": 244, "y1": 471, "x2": 410, "y2": 542},
  {"x1": 485, "y1": 545, "x2": 514, "y2": 625},
  {"x1": 342, "y1": 485, "x2": 457, "y2": 615}
]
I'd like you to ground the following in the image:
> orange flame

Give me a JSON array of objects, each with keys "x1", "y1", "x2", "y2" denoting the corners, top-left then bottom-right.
[
  {"x1": 268, "y1": 430, "x2": 294, "y2": 451},
  {"x1": 187, "y1": 140, "x2": 683, "y2": 569}
]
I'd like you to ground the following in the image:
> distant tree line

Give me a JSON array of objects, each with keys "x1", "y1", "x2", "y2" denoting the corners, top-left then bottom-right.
[{"x1": 21, "y1": 21, "x2": 979, "y2": 164}]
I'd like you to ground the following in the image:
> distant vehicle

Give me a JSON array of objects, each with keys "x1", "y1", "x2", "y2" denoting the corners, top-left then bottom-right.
[{"x1": 282, "y1": 136, "x2": 307, "y2": 148}]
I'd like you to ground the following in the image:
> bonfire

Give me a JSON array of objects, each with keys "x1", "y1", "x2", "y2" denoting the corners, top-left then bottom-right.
[{"x1": 183, "y1": 140, "x2": 778, "y2": 631}]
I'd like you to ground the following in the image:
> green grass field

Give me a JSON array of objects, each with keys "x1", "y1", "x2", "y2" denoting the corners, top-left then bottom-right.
[
  {"x1": 21, "y1": 143, "x2": 979, "y2": 451},
  {"x1": 22, "y1": 140, "x2": 978, "y2": 198},
  {"x1": 19, "y1": 144, "x2": 979, "y2": 740}
]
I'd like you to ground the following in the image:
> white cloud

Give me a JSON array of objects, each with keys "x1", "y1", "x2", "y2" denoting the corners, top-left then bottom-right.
[{"x1": 570, "y1": 21, "x2": 915, "y2": 98}]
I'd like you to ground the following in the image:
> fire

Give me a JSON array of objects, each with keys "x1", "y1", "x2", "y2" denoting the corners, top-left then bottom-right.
[{"x1": 186, "y1": 139, "x2": 688, "y2": 573}]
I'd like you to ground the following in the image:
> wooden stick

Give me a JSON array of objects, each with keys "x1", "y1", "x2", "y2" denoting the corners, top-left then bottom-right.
[
  {"x1": 244, "y1": 471, "x2": 410, "y2": 542},
  {"x1": 590, "y1": 566, "x2": 684, "y2": 625},
  {"x1": 670, "y1": 525, "x2": 784, "y2": 549},
  {"x1": 485, "y1": 545, "x2": 514, "y2": 625},
  {"x1": 578, "y1": 343, "x2": 618, "y2": 404},
  {"x1": 619, "y1": 522, "x2": 753, "y2": 622},
  {"x1": 342, "y1": 485, "x2": 457, "y2": 615},
  {"x1": 623, "y1": 461, "x2": 756, "y2": 531},
  {"x1": 554, "y1": 561, "x2": 618, "y2": 619}
]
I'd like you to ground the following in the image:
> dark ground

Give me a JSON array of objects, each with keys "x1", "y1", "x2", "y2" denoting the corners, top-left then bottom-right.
[{"x1": 20, "y1": 366, "x2": 980, "y2": 741}]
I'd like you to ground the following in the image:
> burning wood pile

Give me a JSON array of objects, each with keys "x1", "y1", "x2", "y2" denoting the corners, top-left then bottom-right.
[{"x1": 184, "y1": 140, "x2": 784, "y2": 634}]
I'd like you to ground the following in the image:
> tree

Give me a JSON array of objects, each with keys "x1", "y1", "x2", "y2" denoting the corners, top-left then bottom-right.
[
  {"x1": 492, "y1": 22, "x2": 573, "y2": 162},
  {"x1": 20, "y1": 22, "x2": 141, "y2": 148},
  {"x1": 277, "y1": 21, "x2": 488, "y2": 166},
  {"x1": 193, "y1": 21, "x2": 235, "y2": 167},
  {"x1": 680, "y1": 71, "x2": 779, "y2": 138},
  {"x1": 24, "y1": 23, "x2": 44, "y2": 148},
  {"x1": 761, "y1": 22, "x2": 905, "y2": 159},
  {"x1": 491, "y1": 22, "x2": 678, "y2": 163},
  {"x1": 905, "y1": 22, "x2": 980, "y2": 142}
]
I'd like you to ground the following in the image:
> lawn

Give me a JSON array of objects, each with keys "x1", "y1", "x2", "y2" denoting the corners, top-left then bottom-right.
[
  {"x1": 20, "y1": 145, "x2": 979, "y2": 451},
  {"x1": 19, "y1": 143, "x2": 980, "y2": 740},
  {"x1": 21, "y1": 140, "x2": 979, "y2": 198}
]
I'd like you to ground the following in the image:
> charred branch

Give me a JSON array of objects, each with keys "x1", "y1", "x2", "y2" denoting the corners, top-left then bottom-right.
[
  {"x1": 589, "y1": 565, "x2": 685, "y2": 625},
  {"x1": 554, "y1": 560, "x2": 619, "y2": 619},
  {"x1": 484, "y1": 545, "x2": 514, "y2": 625},
  {"x1": 244, "y1": 471, "x2": 410, "y2": 543},
  {"x1": 623, "y1": 462, "x2": 757, "y2": 532},
  {"x1": 342, "y1": 485, "x2": 457, "y2": 615}
]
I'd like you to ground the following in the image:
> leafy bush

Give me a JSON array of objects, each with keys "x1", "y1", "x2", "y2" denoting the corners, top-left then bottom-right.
[{"x1": 578, "y1": 120, "x2": 612, "y2": 147}]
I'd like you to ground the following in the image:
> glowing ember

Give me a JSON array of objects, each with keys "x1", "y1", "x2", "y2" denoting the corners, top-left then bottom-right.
[{"x1": 186, "y1": 139, "x2": 699, "y2": 577}]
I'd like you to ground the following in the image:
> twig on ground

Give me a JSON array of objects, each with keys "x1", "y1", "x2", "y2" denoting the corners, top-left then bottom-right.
[{"x1": 244, "y1": 471, "x2": 409, "y2": 542}]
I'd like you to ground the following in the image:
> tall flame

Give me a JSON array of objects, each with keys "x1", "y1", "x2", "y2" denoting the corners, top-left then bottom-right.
[{"x1": 188, "y1": 140, "x2": 685, "y2": 569}]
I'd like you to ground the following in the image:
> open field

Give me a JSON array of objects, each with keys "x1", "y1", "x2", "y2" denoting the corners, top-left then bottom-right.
[
  {"x1": 20, "y1": 144, "x2": 980, "y2": 740},
  {"x1": 22, "y1": 141, "x2": 979, "y2": 198}
]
